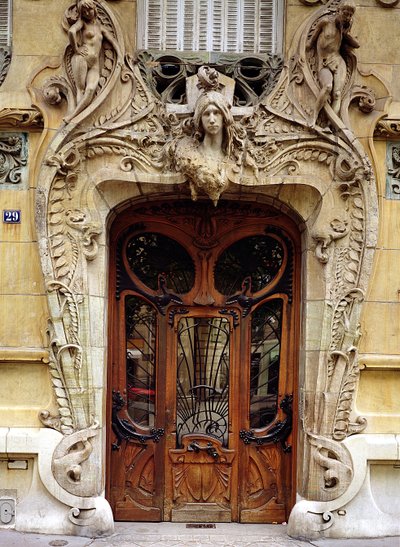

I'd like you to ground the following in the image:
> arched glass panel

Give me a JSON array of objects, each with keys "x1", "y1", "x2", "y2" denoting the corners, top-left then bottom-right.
[
  {"x1": 126, "y1": 232, "x2": 195, "y2": 293},
  {"x1": 249, "y1": 300, "x2": 282, "y2": 429},
  {"x1": 214, "y1": 235, "x2": 284, "y2": 295},
  {"x1": 125, "y1": 295, "x2": 157, "y2": 428},
  {"x1": 176, "y1": 317, "x2": 230, "y2": 447}
]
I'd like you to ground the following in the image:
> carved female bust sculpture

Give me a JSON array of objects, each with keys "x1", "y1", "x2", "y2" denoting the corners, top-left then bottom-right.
[
  {"x1": 172, "y1": 87, "x2": 237, "y2": 206},
  {"x1": 193, "y1": 90, "x2": 234, "y2": 162}
]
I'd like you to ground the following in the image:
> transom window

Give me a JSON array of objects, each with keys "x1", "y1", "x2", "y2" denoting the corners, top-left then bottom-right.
[{"x1": 137, "y1": 0, "x2": 283, "y2": 54}]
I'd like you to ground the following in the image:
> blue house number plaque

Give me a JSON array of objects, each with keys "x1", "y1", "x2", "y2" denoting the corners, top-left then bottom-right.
[{"x1": 3, "y1": 210, "x2": 21, "y2": 224}]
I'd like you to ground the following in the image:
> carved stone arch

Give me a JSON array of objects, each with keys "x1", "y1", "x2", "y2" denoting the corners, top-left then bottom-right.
[{"x1": 29, "y1": 0, "x2": 384, "y2": 538}]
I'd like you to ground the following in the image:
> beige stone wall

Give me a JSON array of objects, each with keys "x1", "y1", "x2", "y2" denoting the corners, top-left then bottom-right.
[{"x1": 0, "y1": 1, "x2": 73, "y2": 426}]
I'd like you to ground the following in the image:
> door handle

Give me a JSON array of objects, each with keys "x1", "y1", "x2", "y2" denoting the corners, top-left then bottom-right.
[{"x1": 188, "y1": 441, "x2": 219, "y2": 460}]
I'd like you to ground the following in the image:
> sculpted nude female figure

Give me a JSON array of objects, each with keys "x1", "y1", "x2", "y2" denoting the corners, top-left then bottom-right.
[
  {"x1": 307, "y1": 1, "x2": 359, "y2": 126},
  {"x1": 67, "y1": 0, "x2": 121, "y2": 121}
]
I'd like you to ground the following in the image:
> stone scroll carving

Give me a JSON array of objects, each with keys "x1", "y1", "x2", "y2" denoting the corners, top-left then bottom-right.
[
  {"x1": 0, "y1": 134, "x2": 27, "y2": 185},
  {"x1": 31, "y1": 0, "x2": 381, "y2": 537}
]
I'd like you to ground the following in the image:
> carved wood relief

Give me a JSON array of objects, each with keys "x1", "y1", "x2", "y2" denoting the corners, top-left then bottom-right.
[{"x1": 169, "y1": 437, "x2": 235, "y2": 511}]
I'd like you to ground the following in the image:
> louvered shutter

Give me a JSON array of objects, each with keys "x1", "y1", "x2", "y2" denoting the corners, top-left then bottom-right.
[
  {"x1": 0, "y1": 0, "x2": 10, "y2": 48},
  {"x1": 137, "y1": 0, "x2": 282, "y2": 54},
  {"x1": 183, "y1": 0, "x2": 196, "y2": 51},
  {"x1": 226, "y1": 0, "x2": 240, "y2": 52},
  {"x1": 143, "y1": 0, "x2": 163, "y2": 50},
  {"x1": 258, "y1": 0, "x2": 274, "y2": 54},
  {"x1": 164, "y1": 0, "x2": 179, "y2": 50},
  {"x1": 198, "y1": 0, "x2": 209, "y2": 52}
]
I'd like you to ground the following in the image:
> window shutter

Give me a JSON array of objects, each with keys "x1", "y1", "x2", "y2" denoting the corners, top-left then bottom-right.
[
  {"x1": 198, "y1": 0, "x2": 209, "y2": 52},
  {"x1": 144, "y1": 0, "x2": 163, "y2": 50},
  {"x1": 211, "y1": 0, "x2": 224, "y2": 52},
  {"x1": 164, "y1": 0, "x2": 179, "y2": 50},
  {"x1": 137, "y1": 0, "x2": 282, "y2": 54},
  {"x1": 226, "y1": 0, "x2": 240, "y2": 52},
  {"x1": 0, "y1": 0, "x2": 10, "y2": 48},
  {"x1": 182, "y1": 0, "x2": 196, "y2": 51},
  {"x1": 258, "y1": 0, "x2": 274, "y2": 54},
  {"x1": 243, "y1": 0, "x2": 257, "y2": 53}
]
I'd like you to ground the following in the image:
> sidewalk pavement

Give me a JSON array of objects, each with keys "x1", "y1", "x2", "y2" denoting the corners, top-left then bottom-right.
[{"x1": 0, "y1": 522, "x2": 399, "y2": 547}]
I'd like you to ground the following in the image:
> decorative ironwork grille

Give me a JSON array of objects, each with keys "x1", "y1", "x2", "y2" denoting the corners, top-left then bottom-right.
[
  {"x1": 176, "y1": 316, "x2": 230, "y2": 447},
  {"x1": 126, "y1": 232, "x2": 195, "y2": 293},
  {"x1": 215, "y1": 235, "x2": 284, "y2": 295}
]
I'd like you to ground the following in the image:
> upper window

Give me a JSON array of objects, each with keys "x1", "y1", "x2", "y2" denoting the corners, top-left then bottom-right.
[
  {"x1": 0, "y1": 0, "x2": 11, "y2": 48},
  {"x1": 137, "y1": 0, "x2": 283, "y2": 54}
]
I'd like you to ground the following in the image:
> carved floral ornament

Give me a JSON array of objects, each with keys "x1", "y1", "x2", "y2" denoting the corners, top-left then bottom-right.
[{"x1": 30, "y1": 0, "x2": 383, "y2": 535}]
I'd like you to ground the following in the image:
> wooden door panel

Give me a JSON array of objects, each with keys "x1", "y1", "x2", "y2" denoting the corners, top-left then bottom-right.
[
  {"x1": 239, "y1": 445, "x2": 287, "y2": 523},
  {"x1": 168, "y1": 435, "x2": 236, "y2": 522},
  {"x1": 112, "y1": 441, "x2": 162, "y2": 521}
]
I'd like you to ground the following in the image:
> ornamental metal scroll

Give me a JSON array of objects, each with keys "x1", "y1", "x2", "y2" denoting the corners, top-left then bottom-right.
[
  {"x1": 111, "y1": 391, "x2": 164, "y2": 450},
  {"x1": 239, "y1": 394, "x2": 293, "y2": 453}
]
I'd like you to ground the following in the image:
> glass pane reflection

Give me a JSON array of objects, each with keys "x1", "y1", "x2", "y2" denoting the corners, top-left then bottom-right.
[
  {"x1": 125, "y1": 295, "x2": 156, "y2": 428},
  {"x1": 250, "y1": 300, "x2": 282, "y2": 429}
]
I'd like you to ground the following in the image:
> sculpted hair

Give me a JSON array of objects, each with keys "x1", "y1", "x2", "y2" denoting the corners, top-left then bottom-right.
[{"x1": 78, "y1": 0, "x2": 98, "y2": 15}]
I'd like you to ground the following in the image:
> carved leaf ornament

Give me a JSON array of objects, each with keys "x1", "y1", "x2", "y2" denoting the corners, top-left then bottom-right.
[{"x1": 34, "y1": 0, "x2": 378, "y2": 528}]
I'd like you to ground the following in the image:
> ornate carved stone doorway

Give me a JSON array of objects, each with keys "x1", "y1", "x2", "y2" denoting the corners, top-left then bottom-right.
[{"x1": 106, "y1": 200, "x2": 300, "y2": 523}]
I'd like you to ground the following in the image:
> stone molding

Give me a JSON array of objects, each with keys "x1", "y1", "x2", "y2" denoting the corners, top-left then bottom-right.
[
  {"x1": 28, "y1": 0, "x2": 386, "y2": 537},
  {"x1": 374, "y1": 118, "x2": 400, "y2": 138},
  {"x1": 0, "y1": 108, "x2": 43, "y2": 130},
  {"x1": 0, "y1": 348, "x2": 49, "y2": 364}
]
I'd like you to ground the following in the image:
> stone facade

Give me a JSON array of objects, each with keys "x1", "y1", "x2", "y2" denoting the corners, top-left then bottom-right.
[{"x1": 0, "y1": 0, "x2": 399, "y2": 540}]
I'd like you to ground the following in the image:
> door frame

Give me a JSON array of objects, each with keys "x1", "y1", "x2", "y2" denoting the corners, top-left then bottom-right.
[{"x1": 106, "y1": 198, "x2": 301, "y2": 523}]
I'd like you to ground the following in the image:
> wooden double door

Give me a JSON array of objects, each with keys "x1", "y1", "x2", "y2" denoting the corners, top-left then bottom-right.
[{"x1": 107, "y1": 200, "x2": 298, "y2": 523}]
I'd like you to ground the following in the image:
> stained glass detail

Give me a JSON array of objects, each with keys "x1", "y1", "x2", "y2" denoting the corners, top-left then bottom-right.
[
  {"x1": 176, "y1": 317, "x2": 230, "y2": 447},
  {"x1": 125, "y1": 296, "x2": 157, "y2": 428},
  {"x1": 249, "y1": 300, "x2": 282, "y2": 429},
  {"x1": 126, "y1": 232, "x2": 195, "y2": 294},
  {"x1": 214, "y1": 235, "x2": 284, "y2": 295}
]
